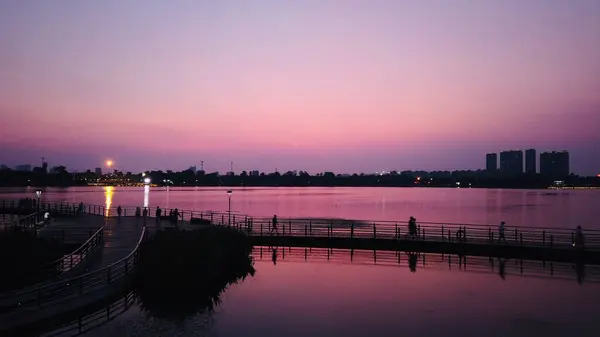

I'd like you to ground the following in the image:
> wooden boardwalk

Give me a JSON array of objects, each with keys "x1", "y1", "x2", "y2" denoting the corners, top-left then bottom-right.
[
  {"x1": 1, "y1": 200, "x2": 599, "y2": 333},
  {"x1": 0, "y1": 214, "x2": 145, "y2": 333}
]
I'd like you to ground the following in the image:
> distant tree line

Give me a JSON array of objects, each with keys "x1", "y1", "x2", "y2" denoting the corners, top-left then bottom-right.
[{"x1": 1, "y1": 165, "x2": 598, "y2": 188}]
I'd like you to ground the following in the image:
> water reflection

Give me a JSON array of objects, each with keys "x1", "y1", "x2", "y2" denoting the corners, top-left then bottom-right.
[
  {"x1": 104, "y1": 186, "x2": 114, "y2": 216},
  {"x1": 143, "y1": 185, "x2": 150, "y2": 208},
  {"x1": 253, "y1": 247, "x2": 596, "y2": 284}
]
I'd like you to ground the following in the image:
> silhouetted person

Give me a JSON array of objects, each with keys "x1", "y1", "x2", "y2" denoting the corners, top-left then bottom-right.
[
  {"x1": 272, "y1": 248, "x2": 278, "y2": 265},
  {"x1": 575, "y1": 226, "x2": 585, "y2": 250},
  {"x1": 135, "y1": 206, "x2": 141, "y2": 217},
  {"x1": 117, "y1": 205, "x2": 122, "y2": 217},
  {"x1": 44, "y1": 211, "x2": 51, "y2": 224},
  {"x1": 408, "y1": 252, "x2": 418, "y2": 273},
  {"x1": 408, "y1": 216, "x2": 417, "y2": 239},
  {"x1": 78, "y1": 202, "x2": 84, "y2": 215},
  {"x1": 142, "y1": 207, "x2": 148, "y2": 218},
  {"x1": 271, "y1": 215, "x2": 279, "y2": 235},
  {"x1": 173, "y1": 208, "x2": 180, "y2": 224},
  {"x1": 499, "y1": 221, "x2": 506, "y2": 243},
  {"x1": 155, "y1": 206, "x2": 162, "y2": 221}
]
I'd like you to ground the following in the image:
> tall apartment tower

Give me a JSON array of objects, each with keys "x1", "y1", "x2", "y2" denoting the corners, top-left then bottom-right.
[
  {"x1": 540, "y1": 151, "x2": 570, "y2": 179},
  {"x1": 525, "y1": 149, "x2": 536, "y2": 174},
  {"x1": 486, "y1": 153, "x2": 498, "y2": 172},
  {"x1": 500, "y1": 150, "x2": 524, "y2": 175}
]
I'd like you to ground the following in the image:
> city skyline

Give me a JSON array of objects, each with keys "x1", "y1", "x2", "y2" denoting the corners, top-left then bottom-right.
[{"x1": 1, "y1": 1, "x2": 599, "y2": 175}]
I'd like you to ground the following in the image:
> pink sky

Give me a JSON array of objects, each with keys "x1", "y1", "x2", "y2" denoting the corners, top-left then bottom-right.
[{"x1": 1, "y1": 0, "x2": 599, "y2": 174}]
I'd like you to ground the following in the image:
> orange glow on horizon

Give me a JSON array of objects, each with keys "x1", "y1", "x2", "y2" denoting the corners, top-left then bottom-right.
[{"x1": 105, "y1": 160, "x2": 114, "y2": 168}]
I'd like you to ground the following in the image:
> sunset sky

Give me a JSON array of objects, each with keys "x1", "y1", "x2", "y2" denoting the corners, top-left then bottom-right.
[{"x1": 1, "y1": 0, "x2": 599, "y2": 175}]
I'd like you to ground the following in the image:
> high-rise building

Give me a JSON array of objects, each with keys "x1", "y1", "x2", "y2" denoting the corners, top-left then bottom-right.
[
  {"x1": 525, "y1": 149, "x2": 536, "y2": 174},
  {"x1": 95, "y1": 167, "x2": 102, "y2": 176},
  {"x1": 188, "y1": 166, "x2": 197, "y2": 173},
  {"x1": 540, "y1": 151, "x2": 570, "y2": 179},
  {"x1": 486, "y1": 153, "x2": 498, "y2": 172},
  {"x1": 500, "y1": 150, "x2": 523, "y2": 175},
  {"x1": 15, "y1": 164, "x2": 32, "y2": 171}
]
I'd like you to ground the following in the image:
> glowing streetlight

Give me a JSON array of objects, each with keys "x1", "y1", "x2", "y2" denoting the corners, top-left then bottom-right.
[
  {"x1": 35, "y1": 190, "x2": 42, "y2": 214},
  {"x1": 227, "y1": 190, "x2": 232, "y2": 225},
  {"x1": 144, "y1": 177, "x2": 151, "y2": 185}
]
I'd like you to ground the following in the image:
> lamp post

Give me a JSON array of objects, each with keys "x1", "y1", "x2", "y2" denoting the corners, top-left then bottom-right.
[
  {"x1": 227, "y1": 190, "x2": 232, "y2": 225},
  {"x1": 35, "y1": 190, "x2": 42, "y2": 222}
]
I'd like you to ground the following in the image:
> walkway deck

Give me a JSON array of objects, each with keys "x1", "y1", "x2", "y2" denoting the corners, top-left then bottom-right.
[
  {"x1": 1, "y1": 200, "x2": 600, "y2": 333},
  {"x1": 0, "y1": 214, "x2": 144, "y2": 332}
]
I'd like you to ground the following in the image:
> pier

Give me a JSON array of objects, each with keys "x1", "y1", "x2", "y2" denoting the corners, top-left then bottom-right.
[{"x1": 0, "y1": 199, "x2": 599, "y2": 334}]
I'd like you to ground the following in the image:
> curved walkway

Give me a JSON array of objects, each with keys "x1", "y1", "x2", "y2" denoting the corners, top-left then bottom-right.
[{"x1": 0, "y1": 214, "x2": 145, "y2": 333}]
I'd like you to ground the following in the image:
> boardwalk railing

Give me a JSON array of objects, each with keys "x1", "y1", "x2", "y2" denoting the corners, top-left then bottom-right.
[
  {"x1": 2, "y1": 199, "x2": 600, "y2": 251},
  {"x1": 10, "y1": 226, "x2": 106, "y2": 290},
  {"x1": 0, "y1": 199, "x2": 244, "y2": 224},
  {"x1": 224, "y1": 217, "x2": 600, "y2": 252},
  {"x1": 40, "y1": 291, "x2": 136, "y2": 337},
  {"x1": 1, "y1": 212, "x2": 42, "y2": 229},
  {"x1": 0, "y1": 226, "x2": 147, "y2": 314}
]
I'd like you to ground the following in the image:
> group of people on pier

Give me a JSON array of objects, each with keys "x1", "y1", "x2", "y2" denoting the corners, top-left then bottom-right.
[{"x1": 115, "y1": 205, "x2": 182, "y2": 224}]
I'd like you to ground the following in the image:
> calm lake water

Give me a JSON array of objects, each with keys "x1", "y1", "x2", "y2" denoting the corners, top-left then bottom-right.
[
  {"x1": 1, "y1": 186, "x2": 600, "y2": 228},
  {"x1": 78, "y1": 247, "x2": 599, "y2": 337}
]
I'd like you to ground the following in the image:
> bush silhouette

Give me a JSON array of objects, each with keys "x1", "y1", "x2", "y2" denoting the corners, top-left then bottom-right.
[{"x1": 134, "y1": 227, "x2": 255, "y2": 321}]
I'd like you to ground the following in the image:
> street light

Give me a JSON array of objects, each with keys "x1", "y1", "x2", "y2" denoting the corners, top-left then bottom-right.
[
  {"x1": 35, "y1": 190, "x2": 41, "y2": 209},
  {"x1": 35, "y1": 190, "x2": 42, "y2": 221},
  {"x1": 227, "y1": 190, "x2": 232, "y2": 225}
]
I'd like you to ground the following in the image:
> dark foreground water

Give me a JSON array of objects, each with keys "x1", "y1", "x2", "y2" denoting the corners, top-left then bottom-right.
[
  {"x1": 48, "y1": 247, "x2": 600, "y2": 337},
  {"x1": 2, "y1": 186, "x2": 600, "y2": 228}
]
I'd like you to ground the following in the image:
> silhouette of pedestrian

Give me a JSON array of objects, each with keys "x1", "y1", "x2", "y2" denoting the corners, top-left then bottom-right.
[
  {"x1": 173, "y1": 208, "x2": 180, "y2": 224},
  {"x1": 408, "y1": 216, "x2": 417, "y2": 239},
  {"x1": 575, "y1": 225, "x2": 585, "y2": 250},
  {"x1": 117, "y1": 205, "x2": 122, "y2": 218},
  {"x1": 155, "y1": 206, "x2": 162, "y2": 222},
  {"x1": 499, "y1": 221, "x2": 506, "y2": 243},
  {"x1": 135, "y1": 206, "x2": 141, "y2": 217},
  {"x1": 142, "y1": 207, "x2": 148, "y2": 218},
  {"x1": 271, "y1": 214, "x2": 279, "y2": 235}
]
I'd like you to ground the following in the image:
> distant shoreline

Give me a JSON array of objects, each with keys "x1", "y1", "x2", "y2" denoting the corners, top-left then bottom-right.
[{"x1": 0, "y1": 184, "x2": 598, "y2": 190}]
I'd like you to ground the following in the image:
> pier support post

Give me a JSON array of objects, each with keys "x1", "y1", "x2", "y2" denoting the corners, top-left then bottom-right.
[
  {"x1": 373, "y1": 224, "x2": 376, "y2": 240},
  {"x1": 351, "y1": 223, "x2": 355, "y2": 239},
  {"x1": 543, "y1": 230, "x2": 546, "y2": 244},
  {"x1": 520, "y1": 233, "x2": 523, "y2": 245}
]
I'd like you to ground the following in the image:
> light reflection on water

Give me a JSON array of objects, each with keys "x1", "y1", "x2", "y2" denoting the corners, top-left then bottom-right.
[
  {"x1": 143, "y1": 185, "x2": 149, "y2": 208},
  {"x1": 79, "y1": 248, "x2": 600, "y2": 337},
  {"x1": 103, "y1": 186, "x2": 113, "y2": 217}
]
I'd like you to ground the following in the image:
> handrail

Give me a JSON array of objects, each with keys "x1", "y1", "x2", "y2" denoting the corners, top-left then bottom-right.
[
  {"x1": 0, "y1": 226, "x2": 146, "y2": 312},
  {"x1": 3, "y1": 200, "x2": 600, "y2": 251},
  {"x1": 44, "y1": 226, "x2": 105, "y2": 274},
  {"x1": 2, "y1": 199, "x2": 599, "y2": 233}
]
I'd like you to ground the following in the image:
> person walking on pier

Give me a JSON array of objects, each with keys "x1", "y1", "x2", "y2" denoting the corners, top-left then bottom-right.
[
  {"x1": 142, "y1": 207, "x2": 148, "y2": 218},
  {"x1": 499, "y1": 221, "x2": 506, "y2": 243},
  {"x1": 117, "y1": 205, "x2": 122, "y2": 218},
  {"x1": 408, "y1": 216, "x2": 417, "y2": 239},
  {"x1": 155, "y1": 206, "x2": 162, "y2": 222},
  {"x1": 271, "y1": 214, "x2": 279, "y2": 235},
  {"x1": 575, "y1": 226, "x2": 585, "y2": 249},
  {"x1": 135, "y1": 206, "x2": 141, "y2": 217},
  {"x1": 173, "y1": 208, "x2": 180, "y2": 224}
]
